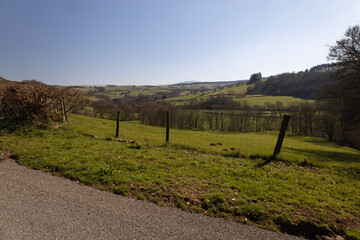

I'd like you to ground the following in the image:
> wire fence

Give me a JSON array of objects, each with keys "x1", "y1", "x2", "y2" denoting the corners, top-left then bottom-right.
[{"x1": 112, "y1": 112, "x2": 360, "y2": 166}]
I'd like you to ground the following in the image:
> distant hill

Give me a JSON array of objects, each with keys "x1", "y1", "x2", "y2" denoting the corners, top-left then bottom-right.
[
  {"x1": 246, "y1": 70, "x2": 336, "y2": 99},
  {"x1": 0, "y1": 76, "x2": 20, "y2": 86},
  {"x1": 173, "y1": 80, "x2": 246, "y2": 86}
]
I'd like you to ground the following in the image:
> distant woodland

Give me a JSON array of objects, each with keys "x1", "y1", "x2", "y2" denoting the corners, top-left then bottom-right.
[{"x1": 247, "y1": 65, "x2": 336, "y2": 99}]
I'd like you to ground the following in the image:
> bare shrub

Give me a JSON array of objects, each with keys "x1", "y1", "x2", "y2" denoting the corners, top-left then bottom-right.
[
  {"x1": 0, "y1": 84, "x2": 85, "y2": 126},
  {"x1": 0, "y1": 84, "x2": 57, "y2": 125}
]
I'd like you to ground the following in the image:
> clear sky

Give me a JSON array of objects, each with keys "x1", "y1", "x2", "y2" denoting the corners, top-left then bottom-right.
[{"x1": 1, "y1": 0, "x2": 359, "y2": 86}]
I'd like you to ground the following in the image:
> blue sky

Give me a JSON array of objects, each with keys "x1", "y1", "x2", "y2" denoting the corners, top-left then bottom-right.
[{"x1": 1, "y1": 0, "x2": 359, "y2": 86}]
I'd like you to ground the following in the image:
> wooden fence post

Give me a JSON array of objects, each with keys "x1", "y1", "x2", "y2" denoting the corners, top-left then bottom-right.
[
  {"x1": 115, "y1": 111, "x2": 120, "y2": 138},
  {"x1": 271, "y1": 115, "x2": 291, "y2": 160},
  {"x1": 166, "y1": 110, "x2": 170, "y2": 143}
]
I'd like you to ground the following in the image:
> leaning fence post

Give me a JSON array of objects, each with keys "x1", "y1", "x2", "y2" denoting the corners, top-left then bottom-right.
[
  {"x1": 166, "y1": 110, "x2": 170, "y2": 143},
  {"x1": 115, "y1": 111, "x2": 120, "y2": 138},
  {"x1": 271, "y1": 115, "x2": 291, "y2": 160}
]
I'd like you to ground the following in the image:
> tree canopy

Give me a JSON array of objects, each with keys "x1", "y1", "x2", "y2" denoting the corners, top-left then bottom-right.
[
  {"x1": 325, "y1": 25, "x2": 360, "y2": 117},
  {"x1": 246, "y1": 71, "x2": 334, "y2": 99},
  {"x1": 248, "y1": 72, "x2": 262, "y2": 85},
  {"x1": 323, "y1": 24, "x2": 360, "y2": 148}
]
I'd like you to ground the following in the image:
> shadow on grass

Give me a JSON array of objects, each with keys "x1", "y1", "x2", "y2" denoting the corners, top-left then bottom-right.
[
  {"x1": 285, "y1": 133, "x2": 356, "y2": 150},
  {"x1": 300, "y1": 137, "x2": 331, "y2": 145},
  {"x1": 249, "y1": 154, "x2": 276, "y2": 167},
  {"x1": 285, "y1": 147, "x2": 360, "y2": 164},
  {"x1": 0, "y1": 120, "x2": 21, "y2": 133},
  {"x1": 285, "y1": 148, "x2": 360, "y2": 179}
]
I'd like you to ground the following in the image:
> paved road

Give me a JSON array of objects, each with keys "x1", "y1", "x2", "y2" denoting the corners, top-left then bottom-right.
[{"x1": 0, "y1": 159, "x2": 303, "y2": 240}]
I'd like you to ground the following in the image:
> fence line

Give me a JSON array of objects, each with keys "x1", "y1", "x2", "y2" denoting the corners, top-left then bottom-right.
[{"x1": 111, "y1": 111, "x2": 360, "y2": 165}]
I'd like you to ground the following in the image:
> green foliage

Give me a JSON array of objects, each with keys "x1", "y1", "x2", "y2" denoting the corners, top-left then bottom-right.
[
  {"x1": 127, "y1": 143, "x2": 141, "y2": 149},
  {"x1": 114, "y1": 184, "x2": 131, "y2": 196},
  {"x1": 241, "y1": 205, "x2": 265, "y2": 221},
  {"x1": 274, "y1": 213, "x2": 291, "y2": 226},
  {"x1": 299, "y1": 158, "x2": 315, "y2": 167},
  {"x1": 209, "y1": 193, "x2": 226, "y2": 205},
  {"x1": 346, "y1": 230, "x2": 360, "y2": 240}
]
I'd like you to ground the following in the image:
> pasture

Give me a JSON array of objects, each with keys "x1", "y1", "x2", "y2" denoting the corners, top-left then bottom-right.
[
  {"x1": 71, "y1": 115, "x2": 359, "y2": 171},
  {"x1": 233, "y1": 95, "x2": 314, "y2": 106},
  {"x1": 1, "y1": 114, "x2": 359, "y2": 239}
]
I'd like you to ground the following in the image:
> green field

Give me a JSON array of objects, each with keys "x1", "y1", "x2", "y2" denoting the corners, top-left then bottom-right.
[
  {"x1": 234, "y1": 95, "x2": 315, "y2": 106},
  {"x1": 1, "y1": 114, "x2": 359, "y2": 239},
  {"x1": 208, "y1": 83, "x2": 248, "y2": 95},
  {"x1": 163, "y1": 82, "x2": 313, "y2": 107},
  {"x1": 165, "y1": 93, "x2": 312, "y2": 107},
  {"x1": 78, "y1": 82, "x2": 235, "y2": 101},
  {"x1": 67, "y1": 115, "x2": 359, "y2": 170},
  {"x1": 163, "y1": 94, "x2": 200, "y2": 101},
  {"x1": 74, "y1": 82, "x2": 314, "y2": 109}
]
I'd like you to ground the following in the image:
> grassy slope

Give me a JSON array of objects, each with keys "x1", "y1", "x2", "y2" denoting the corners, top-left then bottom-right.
[
  {"x1": 208, "y1": 83, "x2": 248, "y2": 95},
  {"x1": 1, "y1": 114, "x2": 360, "y2": 239},
  {"x1": 165, "y1": 83, "x2": 313, "y2": 106},
  {"x1": 65, "y1": 115, "x2": 359, "y2": 171},
  {"x1": 236, "y1": 95, "x2": 315, "y2": 106},
  {"x1": 80, "y1": 83, "x2": 232, "y2": 101},
  {"x1": 76, "y1": 81, "x2": 313, "y2": 108}
]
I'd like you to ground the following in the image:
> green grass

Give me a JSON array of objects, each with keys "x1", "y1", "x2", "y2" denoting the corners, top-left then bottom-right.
[
  {"x1": 233, "y1": 95, "x2": 314, "y2": 106},
  {"x1": 207, "y1": 83, "x2": 248, "y2": 95},
  {"x1": 82, "y1": 83, "x2": 230, "y2": 101},
  {"x1": 165, "y1": 93, "x2": 312, "y2": 107},
  {"x1": 1, "y1": 114, "x2": 359, "y2": 239},
  {"x1": 63, "y1": 115, "x2": 360, "y2": 172},
  {"x1": 81, "y1": 82, "x2": 313, "y2": 108},
  {"x1": 163, "y1": 84, "x2": 248, "y2": 102},
  {"x1": 163, "y1": 94, "x2": 200, "y2": 101},
  {"x1": 164, "y1": 86, "x2": 312, "y2": 107}
]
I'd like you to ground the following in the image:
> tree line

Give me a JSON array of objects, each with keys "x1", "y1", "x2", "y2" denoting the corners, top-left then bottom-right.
[{"x1": 246, "y1": 71, "x2": 335, "y2": 99}]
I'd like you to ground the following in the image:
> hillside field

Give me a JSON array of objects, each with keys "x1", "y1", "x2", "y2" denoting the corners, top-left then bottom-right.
[
  {"x1": 73, "y1": 81, "x2": 313, "y2": 108},
  {"x1": 1, "y1": 114, "x2": 360, "y2": 239},
  {"x1": 163, "y1": 83, "x2": 313, "y2": 106}
]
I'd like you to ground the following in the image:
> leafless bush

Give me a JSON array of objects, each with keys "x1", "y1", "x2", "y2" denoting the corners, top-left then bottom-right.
[{"x1": 0, "y1": 84, "x2": 85, "y2": 126}]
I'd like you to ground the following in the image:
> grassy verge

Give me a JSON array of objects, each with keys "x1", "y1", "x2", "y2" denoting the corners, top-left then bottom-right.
[{"x1": 0, "y1": 114, "x2": 359, "y2": 239}]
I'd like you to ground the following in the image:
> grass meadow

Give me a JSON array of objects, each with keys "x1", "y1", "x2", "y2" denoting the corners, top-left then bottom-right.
[
  {"x1": 165, "y1": 93, "x2": 313, "y2": 107},
  {"x1": 1, "y1": 114, "x2": 360, "y2": 239},
  {"x1": 234, "y1": 95, "x2": 315, "y2": 106},
  {"x1": 70, "y1": 115, "x2": 359, "y2": 171}
]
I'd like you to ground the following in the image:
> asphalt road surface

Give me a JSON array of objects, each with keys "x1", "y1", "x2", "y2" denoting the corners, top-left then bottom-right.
[{"x1": 0, "y1": 159, "x2": 304, "y2": 240}]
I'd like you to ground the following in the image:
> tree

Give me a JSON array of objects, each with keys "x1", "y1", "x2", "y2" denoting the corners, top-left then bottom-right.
[
  {"x1": 325, "y1": 24, "x2": 360, "y2": 147},
  {"x1": 248, "y1": 72, "x2": 262, "y2": 85},
  {"x1": 328, "y1": 25, "x2": 360, "y2": 74},
  {"x1": 53, "y1": 87, "x2": 86, "y2": 122}
]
